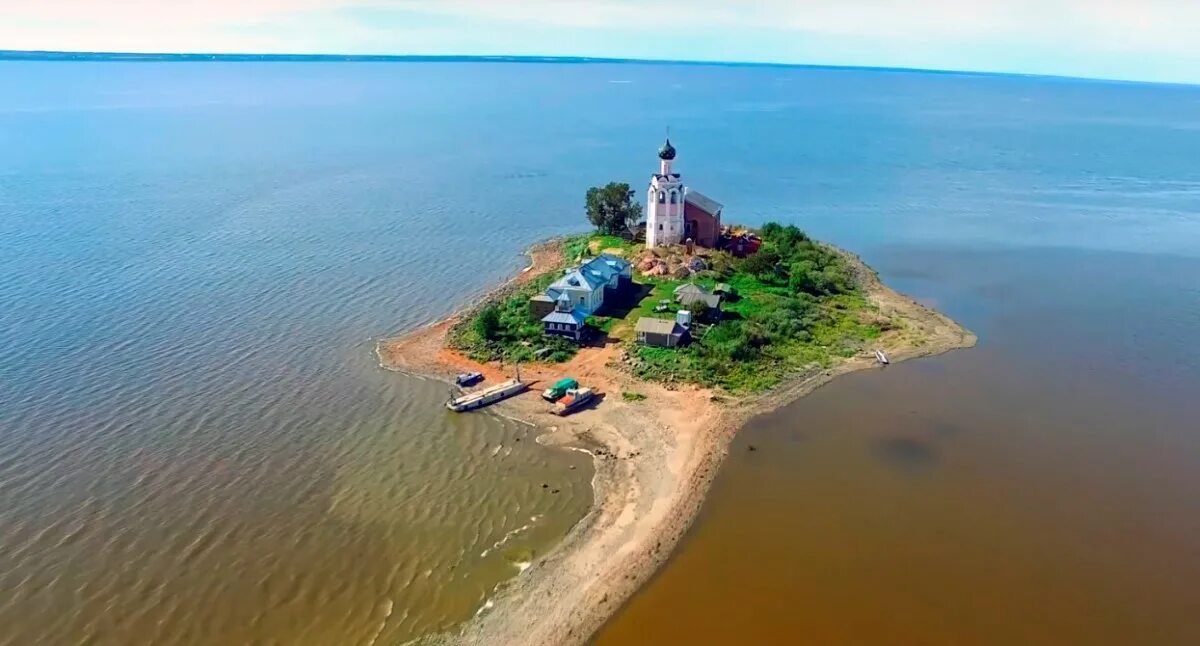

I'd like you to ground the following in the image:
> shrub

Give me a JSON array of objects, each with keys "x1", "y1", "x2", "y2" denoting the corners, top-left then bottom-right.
[
  {"x1": 740, "y1": 248, "x2": 782, "y2": 281},
  {"x1": 474, "y1": 305, "x2": 502, "y2": 341}
]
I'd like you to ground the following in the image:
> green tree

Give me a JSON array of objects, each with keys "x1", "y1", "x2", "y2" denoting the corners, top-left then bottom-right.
[
  {"x1": 474, "y1": 305, "x2": 502, "y2": 341},
  {"x1": 586, "y1": 182, "x2": 642, "y2": 235}
]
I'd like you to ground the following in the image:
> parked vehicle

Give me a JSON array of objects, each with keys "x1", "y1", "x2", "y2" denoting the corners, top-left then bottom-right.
[
  {"x1": 542, "y1": 378, "x2": 579, "y2": 402},
  {"x1": 456, "y1": 372, "x2": 484, "y2": 387}
]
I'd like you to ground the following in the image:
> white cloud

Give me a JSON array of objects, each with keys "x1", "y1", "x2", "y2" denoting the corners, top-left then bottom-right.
[{"x1": 384, "y1": 0, "x2": 1200, "y2": 53}]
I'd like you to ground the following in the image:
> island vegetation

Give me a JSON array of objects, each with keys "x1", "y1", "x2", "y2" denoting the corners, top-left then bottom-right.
[
  {"x1": 447, "y1": 184, "x2": 894, "y2": 393},
  {"x1": 380, "y1": 171, "x2": 975, "y2": 646}
]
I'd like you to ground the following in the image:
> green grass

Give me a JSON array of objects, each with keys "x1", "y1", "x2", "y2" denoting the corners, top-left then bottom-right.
[
  {"x1": 447, "y1": 273, "x2": 579, "y2": 364},
  {"x1": 621, "y1": 391, "x2": 647, "y2": 402},
  {"x1": 589, "y1": 234, "x2": 632, "y2": 252},
  {"x1": 448, "y1": 232, "x2": 638, "y2": 364},
  {"x1": 629, "y1": 278, "x2": 684, "y2": 321},
  {"x1": 622, "y1": 223, "x2": 888, "y2": 394},
  {"x1": 586, "y1": 315, "x2": 617, "y2": 334},
  {"x1": 563, "y1": 232, "x2": 638, "y2": 263}
]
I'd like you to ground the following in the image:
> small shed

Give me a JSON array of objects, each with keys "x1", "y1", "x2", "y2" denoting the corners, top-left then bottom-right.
[
  {"x1": 713, "y1": 283, "x2": 735, "y2": 297},
  {"x1": 673, "y1": 283, "x2": 709, "y2": 300},
  {"x1": 673, "y1": 283, "x2": 721, "y2": 317},
  {"x1": 677, "y1": 291, "x2": 721, "y2": 311},
  {"x1": 635, "y1": 317, "x2": 689, "y2": 348}
]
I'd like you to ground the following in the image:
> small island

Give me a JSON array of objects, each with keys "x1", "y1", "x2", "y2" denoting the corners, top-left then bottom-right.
[{"x1": 377, "y1": 139, "x2": 975, "y2": 645}]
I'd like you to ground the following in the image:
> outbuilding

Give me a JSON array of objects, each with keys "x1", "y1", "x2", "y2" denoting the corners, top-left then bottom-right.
[
  {"x1": 635, "y1": 316, "x2": 690, "y2": 348},
  {"x1": 673, "y1": 283, "x2": 722, "y2": 316}
]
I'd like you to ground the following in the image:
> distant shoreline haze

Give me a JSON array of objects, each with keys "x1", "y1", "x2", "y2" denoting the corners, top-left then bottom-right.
[{"x1": 0, "y1": 49, "x2": 1188, "y2": 88}]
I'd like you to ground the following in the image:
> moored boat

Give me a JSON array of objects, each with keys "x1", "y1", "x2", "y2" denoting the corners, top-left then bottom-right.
[
  {"x1": 446, "y1": 379, "x2": 527, "y2": 412},
  {"x1": 552, "y1": 387, "x2": 595, "y2": 416},
  {"x1": 456, "y1": 371, "x2": 484, "y2": 387},
  {"x1": 874, "y1": 349, "x2": 890, "y2": 365}
]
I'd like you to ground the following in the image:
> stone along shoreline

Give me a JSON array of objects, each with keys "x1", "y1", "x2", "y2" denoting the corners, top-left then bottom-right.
[{"x1": 376, "y1": 238, "x2": 976, "y2": 645}]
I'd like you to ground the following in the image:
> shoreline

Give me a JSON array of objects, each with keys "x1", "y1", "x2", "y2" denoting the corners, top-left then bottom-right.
[{"x1": 377, "y1": 239, "x2": 976, "y2": 645}]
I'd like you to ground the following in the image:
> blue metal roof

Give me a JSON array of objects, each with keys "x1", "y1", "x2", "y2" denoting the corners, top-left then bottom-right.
[
  {"x1": 544, "y1": 254, "x2": 630, "y2": 302},
  {"x1": 589, "y1": 253, "x2": 631, "y2": 275},
  {"x1": 541, "y1": 308, "x2": 587, "y2": 326},
  {"x1": 549, "y1": 268, "x2": 604, "y2": 292}
]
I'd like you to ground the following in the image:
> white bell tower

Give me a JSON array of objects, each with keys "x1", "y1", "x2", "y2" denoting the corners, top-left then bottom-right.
[{"x1": 646, "y1": 138, "x2": 685, "y2": 248}]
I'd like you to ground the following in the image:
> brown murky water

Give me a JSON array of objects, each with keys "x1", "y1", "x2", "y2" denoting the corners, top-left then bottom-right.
[
  {"x1": 5, "y1": 60, "x2": 1199, "y2": 645},
  {"x1": 598, "y1": 248, "x2": 1200, "y2": 645}
]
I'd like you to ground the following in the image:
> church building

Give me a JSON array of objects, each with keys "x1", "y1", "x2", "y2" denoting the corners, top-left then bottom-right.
[{"x1": 645, "y1": 138, "x2": 723, "y2": 249}]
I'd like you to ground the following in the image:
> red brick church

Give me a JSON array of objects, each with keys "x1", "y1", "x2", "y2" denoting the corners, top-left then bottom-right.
[{"x1": 644, "y1": 138, "x2": 723, "y2": 249}]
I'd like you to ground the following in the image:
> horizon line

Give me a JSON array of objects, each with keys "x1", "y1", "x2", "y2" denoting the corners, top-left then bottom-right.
[{"x1": 1, "y1": 49, "x2": 1194, "y2": 88}]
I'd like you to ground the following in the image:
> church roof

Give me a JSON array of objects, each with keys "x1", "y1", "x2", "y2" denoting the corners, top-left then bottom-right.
[
  {"x1": 684, "y1": 190, "x2": 723, "y2": 215},
  {"x1": 658, "y1": 138, "x2": 677, "y2": 161}
]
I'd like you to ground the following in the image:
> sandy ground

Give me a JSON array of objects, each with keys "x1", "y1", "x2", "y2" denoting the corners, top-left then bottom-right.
[{"x1": 376, "y1": 242, "x2": 976, "y2": 646}]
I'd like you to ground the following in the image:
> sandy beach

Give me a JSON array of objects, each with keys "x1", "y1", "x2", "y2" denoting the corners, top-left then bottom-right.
[{"x1": 376, "y1": 240, "x2": 976, "y2": 645}]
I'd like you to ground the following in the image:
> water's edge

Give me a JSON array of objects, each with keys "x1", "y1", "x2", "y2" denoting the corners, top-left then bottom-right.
[{"x1": 376, "y1": 241, "x2": 978, "y2": 645}]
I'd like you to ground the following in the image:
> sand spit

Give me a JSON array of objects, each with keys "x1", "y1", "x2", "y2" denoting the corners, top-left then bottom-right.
[{"x1": 376, "y1": 241, "x2": 976, "y2": 646}]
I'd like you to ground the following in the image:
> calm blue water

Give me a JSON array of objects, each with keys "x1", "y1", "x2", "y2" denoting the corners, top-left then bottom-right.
[{"x1": 2, "y1": 61, "x2": 1199, "y2": 644}]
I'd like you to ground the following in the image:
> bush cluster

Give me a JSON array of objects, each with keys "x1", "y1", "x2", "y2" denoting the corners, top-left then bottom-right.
[
  {"x1": 449, "y1": 271, "x2": 578, "y2": 364},
  {"x1": 632, "y1": 222, "x2": 876, "y2": 392},
  {"x1": 738, "y1": 222, "x2": 853, "y2": 296}
]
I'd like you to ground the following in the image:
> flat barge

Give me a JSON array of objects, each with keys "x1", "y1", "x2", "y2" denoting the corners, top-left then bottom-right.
[{"x1": 446, "y1": 378, "x2": 527, "y2": 412}]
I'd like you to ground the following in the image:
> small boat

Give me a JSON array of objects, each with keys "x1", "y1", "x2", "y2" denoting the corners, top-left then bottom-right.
[
  {"x1": 447, "y1": 364, "x2": 525, "y2": 412},
  {"x1": 553, "y1": 387, "x2": 595, "y2": 416},
  {"x1": 456, "y1": 371, "x2": 484, "y2": 387},
  {"x1": 542, "y1": 377, "x2": 579, "y2": 402},
  {"x1": 874, "y1": 349, "x2": 890, "y2": 365}
]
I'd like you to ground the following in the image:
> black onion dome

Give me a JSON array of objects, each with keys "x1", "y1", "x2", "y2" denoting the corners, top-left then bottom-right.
[{"x1": 658, "y1": 138, "x2": 677, "y2": 160}]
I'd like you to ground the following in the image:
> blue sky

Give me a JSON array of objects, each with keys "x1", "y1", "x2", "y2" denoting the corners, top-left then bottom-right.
[{"x1": 3, "y1": 1, "x2": 1198, "y2": 84}]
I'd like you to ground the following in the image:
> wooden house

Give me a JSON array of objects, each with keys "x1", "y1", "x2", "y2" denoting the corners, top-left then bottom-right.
[{"x1": 635, "y1": 315, "x2": 690, "y2": 348}]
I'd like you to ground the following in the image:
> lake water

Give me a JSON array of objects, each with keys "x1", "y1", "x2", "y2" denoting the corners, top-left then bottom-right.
[{"x1": 2, "y1": 60, "x2": 1199, "y2": 645}]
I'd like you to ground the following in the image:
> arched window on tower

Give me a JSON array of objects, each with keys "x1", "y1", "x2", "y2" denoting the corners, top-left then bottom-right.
[
  {"x1": 657, "y1": 191, "x2": 666, "y2": 204},
  {"x1": 669, "y1": 191, "x2": 678, "y2": 204}
]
